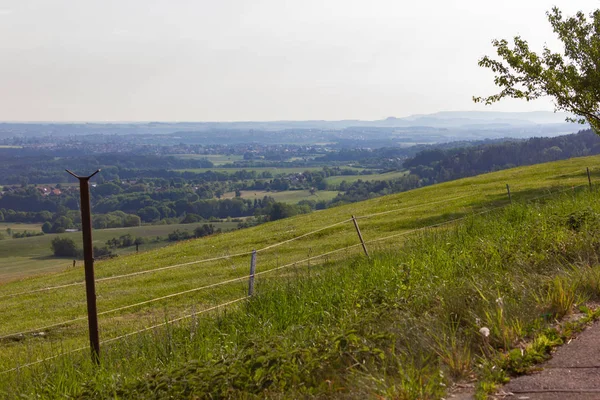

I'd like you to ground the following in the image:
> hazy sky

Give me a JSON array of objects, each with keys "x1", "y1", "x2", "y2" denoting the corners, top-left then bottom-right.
[{"x1": 0, "y1": 0, "x2": 595, "y2": 121}]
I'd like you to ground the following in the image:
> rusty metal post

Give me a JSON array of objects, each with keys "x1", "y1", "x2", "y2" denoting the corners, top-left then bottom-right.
[
  {"x1": 352, "y1": 215, "x2": 370, "y2": 258},
  {"x1": 67, "y1": 169, "x2": 101, "y2": 365},
  {"x1": 506, "y1": 184, "x2": 512, "y2": 204},
  {"x1": 587, "y1": 167, "x2": 593, "y2": 192}
]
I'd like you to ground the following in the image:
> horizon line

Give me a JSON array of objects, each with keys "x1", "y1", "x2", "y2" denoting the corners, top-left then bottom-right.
[{"x1": 0, "y1": 109, "x2": 562, "y2": 124}]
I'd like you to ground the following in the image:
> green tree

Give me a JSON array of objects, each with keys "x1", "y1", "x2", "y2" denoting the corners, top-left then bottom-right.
[
  {"x1": 137, "y1": 206, "x2": 161, "y2": 222},
  {"x1": 181, "y1": 213, "x2": 202, "y2": 224},
  {"x1": 123, "y1": 214, "x2": 141, "y2": 227},
  {"x1": 268, "y1": 202, "x2": 298, "y2": 221},
  {"x1": 474, "y1": 7, "x2": 600, "y2": 132},
  {"x1": 119, "y1": 234, "x2": 135, "y2": 247},
  {"x1": 41, "y1": 221, "x2": 52, "y2": 233},
  {"x1": 51, "y1": 236, "x2": 78, "y2": 257}
]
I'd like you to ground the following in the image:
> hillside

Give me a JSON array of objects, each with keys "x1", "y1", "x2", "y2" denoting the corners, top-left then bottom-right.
[
  {"x1": 0, "y1": 221, "x2": 239, "y2": 282},
  {"x1": 3, "y1": 155, "x2": 600, "y2": 398}
]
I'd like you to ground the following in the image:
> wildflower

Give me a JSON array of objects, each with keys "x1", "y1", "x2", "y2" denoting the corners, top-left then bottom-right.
[
  {"x1": 479, "y1": 327, "x2": 490, "y2": 337},
  {"x1": 496, "y1": 297, "x2": 504, "y2": 308}
]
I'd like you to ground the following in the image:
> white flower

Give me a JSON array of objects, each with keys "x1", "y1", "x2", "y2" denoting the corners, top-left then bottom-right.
[
  {"x1": 496, "y1": 297, "x2": 504, "y2": 308},
  {"x1": 479, "y1": 327, "x2": 490, "y2": 337}
]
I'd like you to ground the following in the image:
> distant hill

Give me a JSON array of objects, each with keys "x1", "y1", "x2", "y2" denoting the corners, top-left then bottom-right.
[{"x1": 0, "y1": 111, "x2": 584, "y2": 145}]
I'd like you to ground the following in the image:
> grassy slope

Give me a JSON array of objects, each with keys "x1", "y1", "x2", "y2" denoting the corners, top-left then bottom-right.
[
  {"x1": 2, "y1": 155, "x2": 600, "y2": 397},
  {"x1": 0, "y1": 221, "x2": 238, "y2": 283}
]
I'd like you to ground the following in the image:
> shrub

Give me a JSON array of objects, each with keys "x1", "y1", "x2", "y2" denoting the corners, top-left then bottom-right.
[{"x1": 50, "y1": 236, "x2": 78, "y2": 257}]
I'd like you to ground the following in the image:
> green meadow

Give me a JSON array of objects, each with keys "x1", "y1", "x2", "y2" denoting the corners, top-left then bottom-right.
[
  {"x1": 220, "y1": 189, "x2": 340, "y2": 203},
  {"x1": 324, "y1": 170, "x2": 409, "y2": 185},
  {"x1": 174, "y1": 166, "x2": 327, "y2": 174},
  {"x1": 2, "y1": 156, "x2": 600, "y2": 397},
  {"x1": 169, "y1": 153, "x2": 244, "y2": 165},
  {"x1": 0, "y1": 221, "x2": 238, "y2": 283}
]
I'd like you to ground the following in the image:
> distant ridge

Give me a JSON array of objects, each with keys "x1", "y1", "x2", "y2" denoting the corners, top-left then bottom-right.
[{"x1": 0, "y1": 111, "x2": 578, "y2": 135}]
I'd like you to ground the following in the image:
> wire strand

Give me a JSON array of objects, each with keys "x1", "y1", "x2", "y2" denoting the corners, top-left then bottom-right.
[
  {"x1": 256, "y1": 218, "x2": 354, "y2": 253},
  {"x1": 0, "y1": 250, "x2": 254, "y2": 300},
  {"x1": 0, "y1": 297, "x2": 248, "y2": 375},
  {"x1": 354, "y1": 194, "x2": 472, "y2": 220}
]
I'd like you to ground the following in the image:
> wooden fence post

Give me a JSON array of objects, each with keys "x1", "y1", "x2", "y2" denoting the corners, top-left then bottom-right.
[
  {"x1": 352, "y1": 215, "x2": 370, "y2": 258},
  {"x1": 587, "y1": 167, "x2": 592, "y2": 192},
  {"x1": 506, "y1": 184, "x2": 512, "y2": 204},
  {"x1": 248, "y1": 250, "x2": 257, "y2": 296}
]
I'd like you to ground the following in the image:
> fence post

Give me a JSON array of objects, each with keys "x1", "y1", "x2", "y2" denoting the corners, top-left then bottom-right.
[
  {"x1": 66, "y1": 169, "x2": 101, "y2": 365},
  {"x1": 587, "y1": 167, "x2": 593, "y2": 192},
  {"x1": 352, "y1": 215, "x2": 370, "y2": 258},
  {"x1": 248, "y1": 250, "x2": 257, "y2": 296},
  {"x1": 506, "y1": 184, "x2": 512, "y2": 204}
]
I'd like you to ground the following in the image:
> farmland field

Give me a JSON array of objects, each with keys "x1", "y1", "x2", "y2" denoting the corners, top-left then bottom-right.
[
  {"x1": 174, "y1": 166, "x2": 328, "y2": 174},
  {"x1": 0, "y1": 221, "x2": 238, "y2": 283},
  {"x1": 220, "y1": 189, "x2": 339, "y2": 203},
  {"x1": 325, "y1": 170, "x2": 408, "y2": 185},
  {"x1": 3, "y1": 155, "x2": 600, "y2": 397},
  {"x1": 169, "y1": 153, "x2": 244, "y2": 165},
  {"x1": 0, "y1": 222, "x2": 43, "y2": 234}
]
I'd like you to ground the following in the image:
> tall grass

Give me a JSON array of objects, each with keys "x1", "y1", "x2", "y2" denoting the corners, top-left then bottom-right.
[{"x1": 3, "y1": 188, "x2": 600, "y2": 398}]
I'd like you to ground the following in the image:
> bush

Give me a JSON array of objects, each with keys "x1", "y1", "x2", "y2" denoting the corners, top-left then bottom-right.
[
  {"x1": 93, "y1": 246, "x2": 114, "y2": 259},
  {"x1": 106, "y1": 234, "x2": 137, "y2": 248},
  {"x1": 194, "y1": 224, "x2": 220, "y2": 238},
  {"x1": 50, "y1": 236, "x2": 78, "y2": 257},
  {"x1": 12, "y1": 231, "x2": 44, "y2": 239},
  {"x1": 167, "y1": 229, "x2": 193, "y2": 242},
  {"x1": 181, "y1": 213, "x2": 203, "y2": 224},
  {"x1": 41, "y1": 221, "x2": 52, "y2": 233}
]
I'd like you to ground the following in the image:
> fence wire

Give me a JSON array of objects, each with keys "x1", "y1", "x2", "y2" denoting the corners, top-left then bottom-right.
[
  {"x1": 0, "y1": 194, "x2": 471, "y2": 300},
  {"x1": 0, "y1": 296, "x2": 248, "y2": 376}
]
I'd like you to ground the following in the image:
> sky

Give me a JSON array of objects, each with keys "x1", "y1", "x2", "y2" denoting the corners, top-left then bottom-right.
[{"x1": 0, "y1": 0, "x2": 596, "y2": 122}]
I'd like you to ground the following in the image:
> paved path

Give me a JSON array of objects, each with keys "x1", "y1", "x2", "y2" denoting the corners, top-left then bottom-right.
[
  {"x1": 500, "y1": 319, "x2": 600, "y2": 399},
  {"x1": 449, "y1": 319, "x2": 600, "y2": 399}
]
